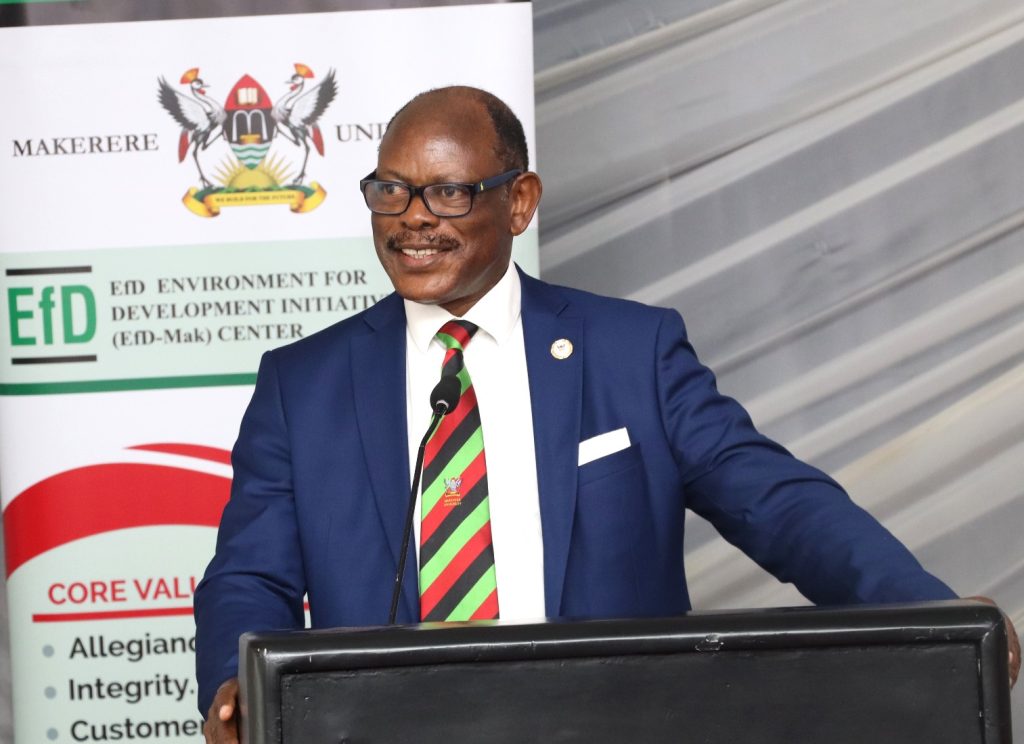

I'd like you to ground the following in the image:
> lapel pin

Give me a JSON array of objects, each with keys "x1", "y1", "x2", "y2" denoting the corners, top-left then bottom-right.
[{"x1": 550, "y1": 338, "x2": 574, "y2": 360}]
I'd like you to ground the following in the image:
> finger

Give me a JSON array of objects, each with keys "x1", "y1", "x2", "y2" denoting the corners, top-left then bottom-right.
[
  {"x1": 207, "y1": 678, "x2": 240, "y2": 742},
  {"x1": 211, "y1": 678, "x2": 239, "y2": 716},
  {"x1": 222, "y1": 718, "x2": 240, "y2": 744},
  {"x1": 969, "y1": 597, "x2": 1020, "y2": 686},
  {"x1": 1006, "y1": 622, "x2": 1020, "y2": 687},
  {"x1": 203, "y1": 720, "x2": 237, "y2": 744},
  {"x1": 203, "y1": 717, "x2": 239, "y2": 744}
]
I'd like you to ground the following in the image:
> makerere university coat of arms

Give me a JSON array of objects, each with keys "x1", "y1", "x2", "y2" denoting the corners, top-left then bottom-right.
[{"x1": 157, "y1": 63, "x2": 337, "y2": 217}]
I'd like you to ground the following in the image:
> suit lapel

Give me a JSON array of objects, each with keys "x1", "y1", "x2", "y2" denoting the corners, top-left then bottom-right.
[
  {"x1": 520, "y1": 270, "x2": 583, "y2": 616},
  {"x1": 351, "y1": 293, "x2": 418, "y2": 621}
]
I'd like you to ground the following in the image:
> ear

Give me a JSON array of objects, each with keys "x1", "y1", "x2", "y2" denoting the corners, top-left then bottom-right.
[{"x1": 508, "y1": 172, "x2": 543, "y2": 237}]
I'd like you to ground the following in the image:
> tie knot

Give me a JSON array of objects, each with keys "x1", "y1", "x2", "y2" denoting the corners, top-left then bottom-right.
[{"x1": 436, "y1": 320, "x2": 478, "y2": 351}]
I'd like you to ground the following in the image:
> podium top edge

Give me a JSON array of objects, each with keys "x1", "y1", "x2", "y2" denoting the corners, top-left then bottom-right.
[{"x1": 239, "y1": 600, "x2": 1004, "y2": 665}]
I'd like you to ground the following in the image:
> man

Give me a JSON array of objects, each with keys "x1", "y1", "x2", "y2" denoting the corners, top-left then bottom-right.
[{"x1": 196, "y1": 86, "x2": 1018, "y2": 742}]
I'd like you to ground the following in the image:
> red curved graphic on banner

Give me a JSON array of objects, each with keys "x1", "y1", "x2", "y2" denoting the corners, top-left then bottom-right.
[
  {"x1": 128, "y1": 442, "x2": 233, "y2": 465},
  {"x1": 3, "y1": 462, "x2": 230, "y2": 578}
]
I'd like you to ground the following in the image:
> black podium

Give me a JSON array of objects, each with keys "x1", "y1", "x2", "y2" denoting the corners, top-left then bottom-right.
[{"x1": 239, "y1": 600, "x2": 1011, "y2": 743}]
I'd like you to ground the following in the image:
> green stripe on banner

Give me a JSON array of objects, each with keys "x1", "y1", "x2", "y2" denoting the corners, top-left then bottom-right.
[
  {"x1": 0, "y1": 373, "x2": 257, "y2": 395},
  {"x1": 447, "y1": 565, "x2": 497, "y2": 620}
]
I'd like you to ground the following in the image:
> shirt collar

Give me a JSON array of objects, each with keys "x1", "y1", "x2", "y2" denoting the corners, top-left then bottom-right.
[{"x1": 404, "y1": 261, "x2": 521, "y2": 352}]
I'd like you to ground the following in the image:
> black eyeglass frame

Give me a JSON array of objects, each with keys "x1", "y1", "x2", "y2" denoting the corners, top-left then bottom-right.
[{"x1": 359, "y1": 168, "x2": 523, "y2": 217}]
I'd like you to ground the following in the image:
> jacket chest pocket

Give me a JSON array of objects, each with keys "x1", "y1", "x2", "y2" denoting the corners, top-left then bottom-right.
[
  {"x1": 578, "y1": 444, "x2": 642, "y2": 486},
  {"x1": 569, "y1": 445, "x2": 649, "y2": 615}
]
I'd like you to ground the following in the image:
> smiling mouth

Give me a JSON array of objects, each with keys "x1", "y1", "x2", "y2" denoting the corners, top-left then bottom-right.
[
  {"x1": 387, "y1": 233, "x2": 460, "y2": 259},
  {"x1": 399, "y1": 247, "x2": 442, "y2": 258}
]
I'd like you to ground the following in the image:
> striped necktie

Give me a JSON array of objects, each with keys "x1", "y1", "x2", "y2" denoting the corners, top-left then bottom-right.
[{"x1": 418, "y1": 319, "x2": 500, "y2": 621}]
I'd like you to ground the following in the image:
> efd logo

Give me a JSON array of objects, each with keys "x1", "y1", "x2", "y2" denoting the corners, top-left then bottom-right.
[
  {"x1": 5, "y1": 267, "x2": 97, "y2": 366},
  {"x1": 157, "y1": 63, "x2": 338, "y2": 218}
]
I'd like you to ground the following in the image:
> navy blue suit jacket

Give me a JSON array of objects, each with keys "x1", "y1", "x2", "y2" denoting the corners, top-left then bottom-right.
[{"x1": 194, "y1": 268, "x2": 955, "y2": 713}]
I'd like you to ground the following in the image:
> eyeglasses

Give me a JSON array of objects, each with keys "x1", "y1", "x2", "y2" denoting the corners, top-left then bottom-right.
[{"x1": 359, "y1": 169, "x2": 522, "y2": 217}]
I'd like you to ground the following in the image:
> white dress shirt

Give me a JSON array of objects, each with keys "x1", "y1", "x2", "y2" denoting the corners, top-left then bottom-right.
[{"x1": 404, "y1": 262, "x2": 546, "y2": 620}]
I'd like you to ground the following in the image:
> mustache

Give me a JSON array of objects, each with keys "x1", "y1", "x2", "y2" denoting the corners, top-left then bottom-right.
[{"x1": 386, "y1": 232, "x2": 461, "y2": 252}]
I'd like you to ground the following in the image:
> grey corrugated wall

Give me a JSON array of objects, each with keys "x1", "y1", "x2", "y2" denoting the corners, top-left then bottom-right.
[
  {"x1": 2, "y1": 0, "x2": 1022, "y2": 738},
  {"x1": 536, "y1": 0, "x2": 1024, "y2": 728}
]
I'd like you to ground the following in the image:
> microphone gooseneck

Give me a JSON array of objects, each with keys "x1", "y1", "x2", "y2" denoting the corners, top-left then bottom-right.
[{"x1": 388, "y1": 375, "x2": 462, "y2": 624}]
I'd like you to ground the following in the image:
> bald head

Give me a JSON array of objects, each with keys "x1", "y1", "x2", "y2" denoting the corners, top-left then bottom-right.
[{"x1": 384, "y1": 86, "x2": 529, "y2": 173}]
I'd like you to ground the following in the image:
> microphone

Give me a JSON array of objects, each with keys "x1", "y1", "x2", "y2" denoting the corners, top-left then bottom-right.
[
  {"x1": 430, "y1": 374, "x2": 462, "y2": 415},
  {"x1": 389, "y1": 375, "x2": 462, "y2": 624}
]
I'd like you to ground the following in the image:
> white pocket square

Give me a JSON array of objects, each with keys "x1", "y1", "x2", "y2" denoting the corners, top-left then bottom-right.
[{"x1": 578, "y1": 427, "x2": 631, "y2": 466}]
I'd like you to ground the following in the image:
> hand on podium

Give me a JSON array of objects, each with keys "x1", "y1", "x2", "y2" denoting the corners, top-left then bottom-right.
[
  {"x1": 203, "y1": 677, "x2": 240, "y2": 744},
  {"x1": 969, "y1": 596, "x2": 1020, "y2": 687}
]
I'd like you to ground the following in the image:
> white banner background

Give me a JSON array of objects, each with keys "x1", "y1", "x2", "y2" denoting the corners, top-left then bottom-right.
[{"x1": 0, "y1": 3, "x2": 537, "y2": 740}]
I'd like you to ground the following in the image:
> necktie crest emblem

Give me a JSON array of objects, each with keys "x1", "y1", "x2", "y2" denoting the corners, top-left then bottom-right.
[{"x1": 442, "y1": 477, "x2": 463, "y2": 507}]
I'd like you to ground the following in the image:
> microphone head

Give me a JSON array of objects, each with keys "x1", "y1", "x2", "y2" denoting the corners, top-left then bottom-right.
[{"x1": 430, "y1": 375, "x2": 462, "y2": 414}]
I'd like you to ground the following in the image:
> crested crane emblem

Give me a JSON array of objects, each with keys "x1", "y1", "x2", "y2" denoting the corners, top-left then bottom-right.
[
  {"x1": 442, "y1": 477, "x2": 463, "y2": 507},
  {"x1": 157, "y1": 64, "x2": 338, "y2": 217}
]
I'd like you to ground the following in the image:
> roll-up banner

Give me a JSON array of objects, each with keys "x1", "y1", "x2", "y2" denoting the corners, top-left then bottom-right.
[{"x1": 0, "y1": 1, "x2": 536, "y2": 739}]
